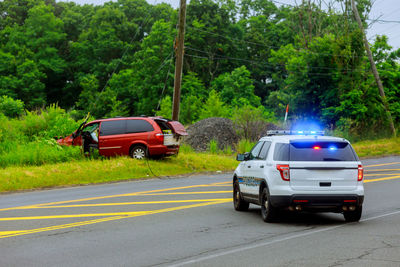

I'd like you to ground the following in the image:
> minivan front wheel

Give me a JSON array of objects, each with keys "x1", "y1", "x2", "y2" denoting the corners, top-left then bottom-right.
[{"x1": 130, "y1": 145, "x2": 147, "y2": 159}]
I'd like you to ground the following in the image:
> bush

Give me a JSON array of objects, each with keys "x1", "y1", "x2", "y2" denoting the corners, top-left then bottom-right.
[
  {"x1": 0, "y1": 95, "x2": 25, "y2": 118},
  {"x1": 0, "y1": 104, "x2": 85, "y2": 168},
  {"x1": 232, "y1": 105, "x2": 272, "y2": 141},
  {"x1": 236, "y1": 139, "x2": 256, "y2": 154},
  {"x1": 22, "y1": 104, "x2": 82, "y2": 140}
]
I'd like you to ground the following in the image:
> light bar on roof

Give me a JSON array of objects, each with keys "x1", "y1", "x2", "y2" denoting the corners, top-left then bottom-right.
[{"x1": 267, "y1": 130, "x2": 325, "y2": 136}]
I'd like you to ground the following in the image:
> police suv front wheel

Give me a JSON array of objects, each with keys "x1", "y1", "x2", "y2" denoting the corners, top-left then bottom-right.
[
  {"x1": 261, "y1": 187, "x2": 278, "y2": 222},
  {"x1": 233, "y1": 181, "x2": 249, "y2": 211}
]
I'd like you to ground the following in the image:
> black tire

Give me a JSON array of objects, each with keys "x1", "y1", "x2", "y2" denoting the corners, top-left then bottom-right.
[
  {"x1": 233, "y1": 180, "x2": 249, "y2": 211},
  {"x1": 130, "y1": 145, "x2": 148, "y2": 159},
  {"x1": 344, "y1": 205, "x2": 362, "y2": 222},
  {"x1": 260, "y1": 187, "x2": 278, "y2": 222}
]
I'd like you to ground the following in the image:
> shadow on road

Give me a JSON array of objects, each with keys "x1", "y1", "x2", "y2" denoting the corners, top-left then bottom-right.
[{"x1": 245, "y1": 207, "x2": 345, "y2": 226}]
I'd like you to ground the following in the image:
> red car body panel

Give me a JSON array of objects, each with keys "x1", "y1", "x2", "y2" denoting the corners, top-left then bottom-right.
[{"x1": 57, "y1": 117, "x2": 186, "y2": 157}]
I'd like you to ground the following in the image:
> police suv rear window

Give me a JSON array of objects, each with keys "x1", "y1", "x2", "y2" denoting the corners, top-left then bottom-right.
[
  {"x1": 289, "y1": 141, "x2": 357, "y2": 161},
  {"x1": 273, "y1": 143, "x2": 289, "y2": 161}
]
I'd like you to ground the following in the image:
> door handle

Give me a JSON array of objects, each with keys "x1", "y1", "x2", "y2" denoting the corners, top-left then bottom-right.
[
  {"x1": 260, "y1": 165, "x2": 264, "y2": 168},
  {"x1": 247, "y1": 165, "x2": 251, "y2": 168}
]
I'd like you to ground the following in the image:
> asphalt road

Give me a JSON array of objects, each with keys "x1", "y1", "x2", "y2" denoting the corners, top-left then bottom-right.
[{"x1": 0, "y1": 156, "x2": 400, "y2": 267}]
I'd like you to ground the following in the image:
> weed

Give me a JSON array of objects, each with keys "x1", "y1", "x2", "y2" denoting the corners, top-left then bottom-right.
[
  {"x1": 236, "y1": 139, "x2": 256, "y2": 153},
  {"x1": 208, "y1": 139, "x2": 219, "y2": 154}
]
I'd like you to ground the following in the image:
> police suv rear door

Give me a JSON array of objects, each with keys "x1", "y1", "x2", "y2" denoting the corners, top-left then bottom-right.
[{"x1": 289, "y1": 140, "x2": 360, "y2": 191}]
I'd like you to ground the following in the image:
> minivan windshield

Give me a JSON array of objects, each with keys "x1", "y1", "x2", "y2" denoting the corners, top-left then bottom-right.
[{"x1": 289, "y1": 141, "x2": 357, "y2": 161}]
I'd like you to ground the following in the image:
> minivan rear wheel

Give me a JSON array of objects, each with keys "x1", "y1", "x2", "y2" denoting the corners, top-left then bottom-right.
[{"x1": 130, "y1": 145, "x2": 147, "y2": 159}]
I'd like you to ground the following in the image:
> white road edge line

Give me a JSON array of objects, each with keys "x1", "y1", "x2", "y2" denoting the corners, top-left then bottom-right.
[{"x1": 169, "y1": 209, "x2": 400, "y2": 267}]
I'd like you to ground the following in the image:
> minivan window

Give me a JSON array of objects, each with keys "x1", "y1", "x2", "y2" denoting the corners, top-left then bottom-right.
[
  {"x1": 126, "y1": 119, "x2": 154, "y2": 133},
  {"x1": 289, "y1": 141, "x2": 357, "y2": 161},
  {"x1": 273, "y1": 143, "x2": 289, "y2": 161},
  {"x1": 100, "y1": 120, "x2": 126, "y2": 136}
]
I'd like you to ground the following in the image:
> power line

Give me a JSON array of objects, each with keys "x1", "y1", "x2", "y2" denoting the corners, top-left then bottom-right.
[
  {"x1": 184, "y1": 52, "x2": 371, "y2": 77},
  {"x1": 185, "y1": 43, "x2": 399, "y2": 75},
  {"x1": 187, "y1": 25, "x2": 368, "y2": 59},
  {"x1": 368, "y1": 19, "x2": 400, "y2": 24},
  {"x1": 185, "y1": 46, "x2": 363, "y2": 72}
]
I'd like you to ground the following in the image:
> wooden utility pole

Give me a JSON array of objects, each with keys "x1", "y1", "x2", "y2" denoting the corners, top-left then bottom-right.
[
  {"x1": 172, "y1": 0, "x2": 187, "y2": 121},
  {"x1": 351, "y1": 0, "x2": 396, "y2": 137}
]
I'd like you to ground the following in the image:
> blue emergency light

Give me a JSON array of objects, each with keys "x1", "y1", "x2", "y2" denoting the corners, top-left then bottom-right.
[{"x1": 267, "y1": 130, "x2": 325, "y2": 136}]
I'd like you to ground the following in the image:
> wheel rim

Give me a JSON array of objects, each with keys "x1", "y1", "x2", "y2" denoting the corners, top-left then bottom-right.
[
  {"x1": 234, "y1": 184, "x2": 239, "y2": 207},
  {"x1": 261, "y1": 193, "x2": 268, "y2": 217},
  {"x1": 133, "y1": 148, "x2": 145, "y2": 159}
]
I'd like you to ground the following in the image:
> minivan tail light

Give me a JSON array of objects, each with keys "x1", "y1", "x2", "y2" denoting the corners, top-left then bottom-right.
[
  {"x1": 155, "y1": 133, "x2": 164, "y2": 143},
  {"x1": 358, "y1": 164, "x2": 363, "y2": 181},
  {"x1": 276, "y1": 164, "x2": 290, "y2": 181}
]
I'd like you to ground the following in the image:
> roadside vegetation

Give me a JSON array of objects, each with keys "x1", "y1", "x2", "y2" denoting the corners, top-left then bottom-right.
[
  {"x1": 1, "y1": 0, "x2": 400, "y2": 192},
  {"x1": 352, "y1": 138, "x2": 400, "y2": 158},
  {"x1": 1, "y1": 0, "x2": 400, "y2": 139},
  {"x1": 0, "y1": 150, "x2": 237, "y2": 192}
]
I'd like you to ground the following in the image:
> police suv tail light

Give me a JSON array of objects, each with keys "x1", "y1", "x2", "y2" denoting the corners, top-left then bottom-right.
[
  {"x1": 358, "y1": 164, "x2": 363, "y2": 181},
  {"x1": 276, "y1": 164, "x2": 290, "y2": 181}
]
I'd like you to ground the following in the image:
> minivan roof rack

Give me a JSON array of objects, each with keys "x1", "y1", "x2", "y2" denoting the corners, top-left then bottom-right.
[{"x1": 267, "y1": 130, "x2": 325, "y2": 136}]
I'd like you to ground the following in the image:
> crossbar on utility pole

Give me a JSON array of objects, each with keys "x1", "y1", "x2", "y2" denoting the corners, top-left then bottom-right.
[
  {"x1": 172, "y1": 0, "x2": 187, "y2": 121},
  {"x1": 351, "y1": 0, "x2": 396, "y2": 137}
]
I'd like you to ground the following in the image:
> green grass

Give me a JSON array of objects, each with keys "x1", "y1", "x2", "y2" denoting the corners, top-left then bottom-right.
[
  {"x1": 2, "y1": 137, "x2": 400, "y2": 193},
  {"x1": 0, "y1": 140, "x2": 83, "y2": 168},
  {"x1": 352, "y1": 137, "x2": 400, "y2": 158},
  {"x1": 0, "y1": 151, "x2": 237, "y2": 193}
]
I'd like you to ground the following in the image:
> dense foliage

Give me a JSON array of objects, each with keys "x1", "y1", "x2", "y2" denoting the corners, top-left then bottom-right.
[
  {"x1": 0, "y1": 0, "x2": 399, "y2": 139},
  {"x1": 0, "y1": 105, "x2": 84, "y2": 167}
]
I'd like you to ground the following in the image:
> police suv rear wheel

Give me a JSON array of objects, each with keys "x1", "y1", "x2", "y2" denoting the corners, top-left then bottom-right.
[
  {"x1": 261, "y1": 187, "x2": 278, "y2": 222},
  {"x1": 343, "y1": 205, "x2": 362, "y2": 222},
  {"x1": 233, "y1": 181, "x2": 249, "y2": 211}
]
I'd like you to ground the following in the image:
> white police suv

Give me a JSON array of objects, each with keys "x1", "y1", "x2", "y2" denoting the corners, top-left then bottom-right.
[{"x1": 233, "y1": 130, "x2": 364, "y2": 222}]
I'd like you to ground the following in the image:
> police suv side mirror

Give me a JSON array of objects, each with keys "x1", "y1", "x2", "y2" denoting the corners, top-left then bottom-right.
[{"x1": 236, "y1": 152, "x2": 250, "y2": 161}]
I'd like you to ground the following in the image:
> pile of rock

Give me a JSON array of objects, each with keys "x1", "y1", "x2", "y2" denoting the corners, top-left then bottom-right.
[
  {"x1": 184, "y1": 117, "x2": 283, "y2": 151},
  {"x1": 184, "y1": 117, "x2": 239, "y2": 151}
]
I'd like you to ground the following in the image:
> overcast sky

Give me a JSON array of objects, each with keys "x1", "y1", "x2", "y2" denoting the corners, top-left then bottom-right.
[{"x1": 63, "y1": 0, "x2": 400, "y2": 50}]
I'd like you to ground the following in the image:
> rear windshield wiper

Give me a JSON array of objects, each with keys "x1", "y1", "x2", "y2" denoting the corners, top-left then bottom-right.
[{"x1": 323, "y1": 158, "x2": 341, "y2": 161}]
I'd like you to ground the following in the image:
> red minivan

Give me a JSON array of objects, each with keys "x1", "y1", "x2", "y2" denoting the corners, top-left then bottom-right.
[{"x1": 57, "y1": 117, "x2": 187, "y2": 158}]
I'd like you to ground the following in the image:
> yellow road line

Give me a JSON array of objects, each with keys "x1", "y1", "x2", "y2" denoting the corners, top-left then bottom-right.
[
  {"x1": 5, "y1": 198, "x2": 232, "y2": 210},
  {"x1": 364, "y1": 169, "x2": 400, "y2": 172},
  {"x1": 140, "y1": 191, "x2": 232, "y2": 196},
  {"x1": 364, "y1": 162, "x2": 400, "y2": 168},
  {"x1": 364, "y1": 175, "x2": 400, "y2": 183},
  {"x1": 0, "y1": 200, "x2": 230, "y2": 239},
  {"x1": 0, "y1": 211, "x2": 148, "y2": 221},
  {"x1": 0, "y1": 215, "x2": 128, "y2": 239},
  {"x1": 364, "y1": 173, "x2": 400, "y2": 177},
  {"x1": 0, "y1": 182, "x2": 231, "y2": 212}
]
